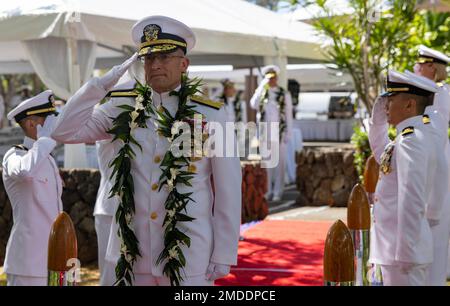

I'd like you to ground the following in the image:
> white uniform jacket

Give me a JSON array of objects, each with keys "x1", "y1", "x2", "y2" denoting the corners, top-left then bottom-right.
[
  {"x1": 93, "y1": 139, "x2": 120, "y2": 217},
  {"x1": 369, "y1": 116, "x2": 435, "y2": 265},
  {"x1": 219, "y1": 95, "x2": 247, "y2": 124},
  {"x1": 2, "y1": 136, "x2": 63, "y2": 277},
  {"x1": 423, "y1": 106, "x2": 449, "y2": 221},
  {"x1": 93, "y1": 79, "x2": 135, "y2": 218},
  {"x1": 430, "y1": 83, "x2": 450, "y2": 218},
  {"x1": 51, "y1": 77, "x2": 242, "y2": 277}
]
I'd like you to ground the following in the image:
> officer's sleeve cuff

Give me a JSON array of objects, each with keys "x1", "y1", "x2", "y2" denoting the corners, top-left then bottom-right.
[{"x1": 36, "y1": 136, "x2": 57, "y2": 148}]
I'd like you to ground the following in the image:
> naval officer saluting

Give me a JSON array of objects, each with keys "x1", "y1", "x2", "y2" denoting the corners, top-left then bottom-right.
[
  {"x1": 369, "y1": 70, "x2": 439, "y2": 286},
  {"x1": 2, "y1": 90, "x2": 62, "y2": 286},
  {"x1": 250, "y1": 65, "x2": 293, "y2": 201},
  {"x1": 51, "y1": 15, "x2": 241, "y2": 286}
]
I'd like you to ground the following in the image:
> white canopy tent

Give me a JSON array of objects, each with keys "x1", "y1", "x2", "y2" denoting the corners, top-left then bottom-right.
[
  {"x1": 0, "y1": 0, "x2": 325, "y2": 167},
  {"x1": 0, "y1": 0, "x2": 325, "y2": 79}
]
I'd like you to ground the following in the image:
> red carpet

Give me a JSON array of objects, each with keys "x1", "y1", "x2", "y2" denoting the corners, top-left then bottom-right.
[{"x1": 216, "y1": 220, "x2": 333, "y2": 286}]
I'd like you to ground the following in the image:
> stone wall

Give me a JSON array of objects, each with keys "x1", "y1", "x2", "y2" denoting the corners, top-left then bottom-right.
[{"x1": 296, "y1": 146, "x2": 358, "y2": 207}]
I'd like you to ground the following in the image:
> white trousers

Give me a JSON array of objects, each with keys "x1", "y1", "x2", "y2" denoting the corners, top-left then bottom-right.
[
  {"x1": 265, "y1": 141, "x2": 286, "y2": 199},
  {"x1": 95, "y1": 215, "x2": 116, "y2": 286},
  {"x1": 427, "y1": 209, "x2": 450, "y2": 286},
  {"x1": 7, "y1": 274, "x2": 47, "y2": 286},
  {"x1": 134, "y1": 273, "x2": 214, "y2": 286},
  {"x1": 380, "y1": 264, "x2": 429, "y2": 286},
  {"x1": 428, "y1": 219, "x2": 450, "y2": 286}
]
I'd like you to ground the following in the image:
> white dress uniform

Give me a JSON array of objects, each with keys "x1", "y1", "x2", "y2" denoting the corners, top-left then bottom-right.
[
  {"x1": 2, "y1": 90, "x2": 63, "y2": 286},
  {"x1": 217, "y1": 92, "x2": 248, "y2": 158},
  {"x1": 94, "y1": 139, "x2": 120, "y2": 286},
  {"x1": 94, "y1": 80, "x2": 135, "y2": 286},
  {"x1": 250, "y1": 65, "x2": 293, "y2": 201},
  {"x1": 51, "y1": 16, "x2": 242, "y2": 286},
  {"x1": 368, "y1": 70, "x2": 439, "y2": 286},
  {"x1": 406, "y1": 69, "x2": 450, "y2": 284},
  {"x1": 219, "y1": 94, "x2": 247, "y2": 124},
  {"x1": 411, "y1": 45, "x2": 450, "y2": 284}
]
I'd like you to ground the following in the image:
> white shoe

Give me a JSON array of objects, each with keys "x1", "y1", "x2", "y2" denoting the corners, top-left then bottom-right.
[{"x1": 272, "y1": 195, "x2": 281, "y2": 201}]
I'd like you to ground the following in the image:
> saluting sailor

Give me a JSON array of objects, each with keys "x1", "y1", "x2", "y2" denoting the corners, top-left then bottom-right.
[
  {"x1": 411, "y1": 46, "x2": 450, "y2": 285},
  {"x1": 2, "y1": 90, "x2": 62, "y2": 286},
  {"x1": 51, "y1": 15, "x2": 242, "y2": 286},
  {"x1": 369, "y1": 70, "x2": 439, "y2": 286},
  {"x1": 250, "y1": 65, "x2": 293, "y2": 201}
]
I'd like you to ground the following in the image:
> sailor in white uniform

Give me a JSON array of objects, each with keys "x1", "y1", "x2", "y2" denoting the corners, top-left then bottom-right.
[
  {"x1": 250, "y1": 65, "x2": 293, "y2": 201},
  {"x1": 2, "y1": 90, "x2": 62, "y2": 286},
  {"x1": 412, "y1": 46, "x2": 450, "y2": 285},
  {"x1": 216, "y1": 79, "x2": 247, "y2": 158},
  {"x1": 369, "y1": 70, "x2": 439, "y2": 286},
  {"x1": 51, "y1": 16, "x2": 241, "y2": 286}
]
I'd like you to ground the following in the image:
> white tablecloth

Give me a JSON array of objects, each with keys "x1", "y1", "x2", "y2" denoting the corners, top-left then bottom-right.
[{"x1": 294, "y1": 119, "x2": 356, "y2": 141}]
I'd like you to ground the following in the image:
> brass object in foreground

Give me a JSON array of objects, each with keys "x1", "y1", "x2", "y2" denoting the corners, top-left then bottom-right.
[
  {"x1": 347, "y1": 184, "x2": 371, "y2": 231},
  {"x1": 323, "y1": 220, "x2": 355, "y2": 286},
  {"x1": 347, "y1": 184, "x2": 371, "y2": 286},
  {"x1": 363, "y1": 155, "x2": 379, "y2": 194},
  {"x1": 47, "y1": 212, "x2": 78, "y2": 286}
]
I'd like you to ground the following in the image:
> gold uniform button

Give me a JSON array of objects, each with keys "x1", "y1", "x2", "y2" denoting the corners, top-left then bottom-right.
[
  {"x1": 151, "y1": 183, "x2": 159, "y2": 191},
  {"x1": 150, "y1": 212, "x2": 158, "y2": 220},
  {"x1": 154, "y1": 156, "x2": 162, "y2": 163},
  {"x1": 188, "y1": 164, "x2": 197, "y2": 173}
]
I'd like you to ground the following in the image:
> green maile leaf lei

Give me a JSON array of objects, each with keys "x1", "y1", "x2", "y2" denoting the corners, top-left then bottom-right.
[
  {"x1": 154, "y1": 75, "x2": 206, "y2": 286},
  {"x1": 107, "y1": 79, "x2": 154, "y2": 286},
  {"x1": 259, "y1": 85, "x2": 286, "y2": 140}
]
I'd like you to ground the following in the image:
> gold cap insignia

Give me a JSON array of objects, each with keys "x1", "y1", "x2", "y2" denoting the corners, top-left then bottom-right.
[{"x1": 144, "y1": 24, "x2": 161, "y2": 42}]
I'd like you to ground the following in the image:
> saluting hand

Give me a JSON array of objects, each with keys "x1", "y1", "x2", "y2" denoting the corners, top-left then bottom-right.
[
  {"x1": 371, "y1": 96, "x2": 388, "y2": 125},
  {"x1": 98, "y1": 53, "x2": 138, "y2": 91},
  {"x1": 37, "y1": 114, "x2": 58, "y2": 139},
  {"x1": 260, "y1": 75, "x2": 271, "y2": 86}
]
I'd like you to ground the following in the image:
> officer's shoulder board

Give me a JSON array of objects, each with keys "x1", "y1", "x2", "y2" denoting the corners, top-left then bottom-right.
[
  {"x1": 106, "y1": 89, "x2": 138, "y2": 98},
  {"x1": 13, "y1": 144, "x2": 29, "y2": 151},
  {"x1": 401, "y1": 126, "x2": 415, "y2": 137},
  {"x1": 190, "y1": 95, "x2": 223, "y2": 110}
]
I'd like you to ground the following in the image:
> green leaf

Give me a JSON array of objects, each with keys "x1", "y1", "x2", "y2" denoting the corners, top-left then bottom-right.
[
  {"x1": 117, "y1": 104, "x2": 136, "y2": 112},
  {"x1": 176, "y1": 213, "x2": 195, "y2": 222}
]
